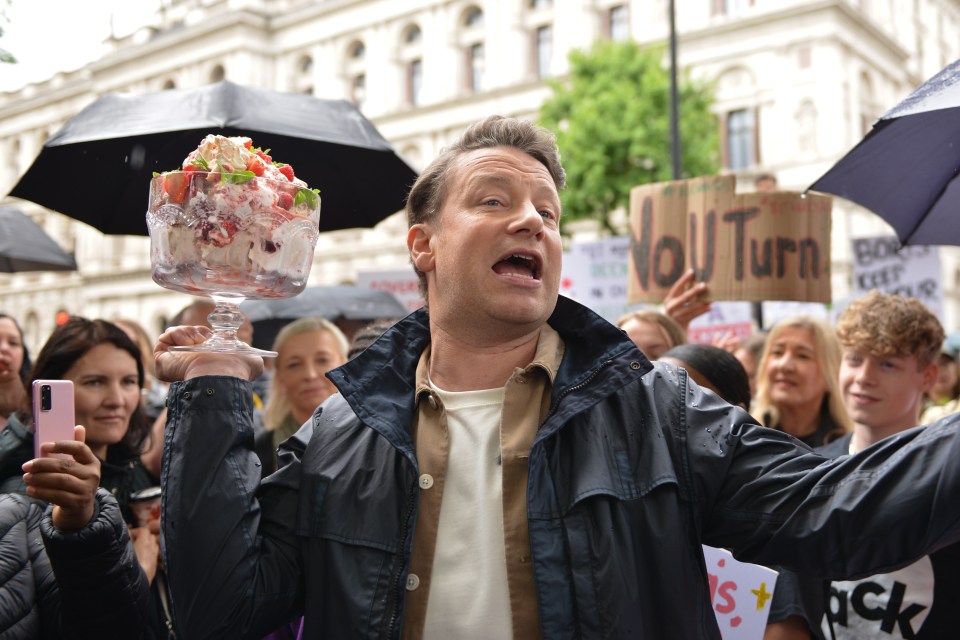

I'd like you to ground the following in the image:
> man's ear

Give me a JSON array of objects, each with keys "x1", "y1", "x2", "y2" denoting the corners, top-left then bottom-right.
[{"x1": 408, "y1": 223, "x2": 436, "y2": 274}]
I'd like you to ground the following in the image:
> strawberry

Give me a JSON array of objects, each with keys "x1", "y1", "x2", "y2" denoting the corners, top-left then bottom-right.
[
  {"x1": 246, "y1": 156, "x2": 265, "y2": 176},
  {"x1": 278, "y1": 164, "x2": 295, "y2": 182},
  {"x1": 164, "y1": 172, "x2": 189, "y2": 203},
  {"x1": 255, "y1": 149, "x2": 272, "y2": 163},
  {"x1": 243, "y1": 139, "x2": 253, "y2": 149},
  {"x1": 277, "y1": 192, "x2": 294, "y2": 210}
]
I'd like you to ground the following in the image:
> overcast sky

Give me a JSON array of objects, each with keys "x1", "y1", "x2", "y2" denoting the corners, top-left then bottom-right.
[{"x1": 0, "y1": 0, "x2": 157, "y2": 91}]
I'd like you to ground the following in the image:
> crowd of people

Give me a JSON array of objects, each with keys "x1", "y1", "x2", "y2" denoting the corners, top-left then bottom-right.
[{"x1": 3, "y1": 115, "x2": 960, "y2": 639}]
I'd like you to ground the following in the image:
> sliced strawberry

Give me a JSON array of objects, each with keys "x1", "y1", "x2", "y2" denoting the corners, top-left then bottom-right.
[
  {"x1": 277, "y1": 192, "x2": 294, "y2": 210},
  {"x1": 278, "y1": 164, "x2": 295, "y2": 182},
  {"x1": 164, "y1": 172, "x2": 189, "y2": 203},
  {"x1": 243, "y1": 139, "x2": 253, "y2": 149},
  {"x1": 255, "y1": 150, "x2": 272, "y2": 163},
  {"x1": 246, "y1": 156, "x2": 265, "y2": 176}
]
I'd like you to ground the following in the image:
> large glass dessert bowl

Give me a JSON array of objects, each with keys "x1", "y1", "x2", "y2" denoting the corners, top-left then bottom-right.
[{"x1": 147, "y1": 171, "x2": 320, "y2": 356}]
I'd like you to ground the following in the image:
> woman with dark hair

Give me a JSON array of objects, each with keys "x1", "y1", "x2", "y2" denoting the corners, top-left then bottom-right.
[
  {"x1": 0, "y1": 313, "x2": 30, "y2": 430},
  {"x1": 0, "y1": 317, "x2": 171, "y2": 638},
  {"x1": 660, "y1": 343, "x2": 752, "y2": 409}
]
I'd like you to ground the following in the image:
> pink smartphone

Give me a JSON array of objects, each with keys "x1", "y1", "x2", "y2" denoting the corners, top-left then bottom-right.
[{"x1": 32, "y1": 379, "x2": 76, "y2": 459}]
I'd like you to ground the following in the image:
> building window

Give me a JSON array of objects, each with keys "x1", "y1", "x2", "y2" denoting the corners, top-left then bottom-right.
[
  {"x1": 530, "y1": 0, "x2": 552, "y2": 9},
  {"x1": 405, "y1": 25, "x2": 422, "y2": 44},
  {"x1": 726, "y1": 109, "x2": 756, "y2": 170},
  {"x1": 210, "y1": 65, "x2": 225, "y2": 82},
  {"x1": 464, "y1": 7, "x2": 483, "y2": 28},
  {"x1": 408, "y1": 59, "x2": 423, "y2": 106},
  {"x1": 162, "y1": 79, "x2": 176, "y2": 90},
  {"x1": 352, "y1": 74, "x2": 366, "y2": 109},
  {"x1": 467, "y1": 43, "x2": 485, "y2": 92},
  {"x1": 608, "y1": 5, "x2": 629, "y2": 41},
  {"x1": 298, "y1": 55, "x2": 313, "y2": 74},
  {"x1": 534, "y1": 25, "x2": 553, "y2": 79},
  {"x1": 350, "y1": 41, "x2": 365, "y2": 59},
  {"x1": 713, "y1": 0, "x2": 752, "y2": 15},
  {"x1": 796, "y1": 100, "x2": 817, "y2": 154}
]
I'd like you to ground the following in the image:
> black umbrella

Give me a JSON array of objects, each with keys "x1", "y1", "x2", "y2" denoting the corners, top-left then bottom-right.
[
  {"x1": 240, "y1": 284, "x2": 407, "y2": 350},
  {"x1": 0, "y1": 206, "x2": 77, "y2": 272},
  {"x1": 808, "y1": 58, "x2": 960, "y2": 246},
  {"x1": 9, "y1": 81, "x2": 418, "y2": 236}
]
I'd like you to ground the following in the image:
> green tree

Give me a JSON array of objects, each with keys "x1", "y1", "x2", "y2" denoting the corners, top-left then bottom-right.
[
  {"x1": 0, "y1": 0, "x2": 15, "y2": 64},
  {"x1": 539, "y1": 41, "x2": 718, "y2": 230}
]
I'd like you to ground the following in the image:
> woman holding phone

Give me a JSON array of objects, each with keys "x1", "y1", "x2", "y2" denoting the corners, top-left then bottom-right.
[
  {"x1": 0, "y1": 317, "x2": 171, "y2": 638},
  {"x1": 2, "y1": 425, "x2": 150, "y2": 638}
]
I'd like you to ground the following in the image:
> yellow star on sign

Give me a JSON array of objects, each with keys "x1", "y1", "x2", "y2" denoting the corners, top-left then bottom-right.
[{"x1": 752, "y1": 582, "x2": 772, "y2": 610}]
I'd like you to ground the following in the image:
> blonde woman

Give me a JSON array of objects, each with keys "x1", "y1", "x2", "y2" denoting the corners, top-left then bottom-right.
[
  {"x1": 260, "y1": 317, "x2": 349, "y2": 474},
  {"x1": 753, "y1": 315, "x2": 852, "y2": 446},
  {"x1": 616, "y1": 309, "x2": 687, "y2": 360}
]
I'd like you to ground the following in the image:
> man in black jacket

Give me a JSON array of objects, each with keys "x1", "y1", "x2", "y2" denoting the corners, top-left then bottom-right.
[{"x1": 156, "y1": 116, "x2": 960, "y2": 639}]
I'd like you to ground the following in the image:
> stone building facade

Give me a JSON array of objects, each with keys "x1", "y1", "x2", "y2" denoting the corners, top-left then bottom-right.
[{"x1": 0, "y1": 0, "x2": 958, "y2": 351}]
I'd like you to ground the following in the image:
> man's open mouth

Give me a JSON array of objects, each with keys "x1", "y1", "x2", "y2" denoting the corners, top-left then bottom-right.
[{"x1": 492, "y1": 253, "x2": 541, "y2": 280}]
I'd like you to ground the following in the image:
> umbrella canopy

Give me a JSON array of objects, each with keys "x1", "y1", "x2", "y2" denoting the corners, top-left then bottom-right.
[
  {"x1": 0, "y1": 206, "x2": 77, "y2": 273},
  {"x1": 808, "y1": 58, "x2": 960, "y2": 246},
  {"x1": 240, "y1": 284, "x2": 408, "y2": 351},
  {"x1": 9, "y1": 81, "x2": 418, "y2": 236}
]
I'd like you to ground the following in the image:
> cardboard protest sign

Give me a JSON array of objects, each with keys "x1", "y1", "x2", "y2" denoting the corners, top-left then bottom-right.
[
  {"x1": 702, "y1": 545, "x2": 779, "y2": 640},
  {"x1": 851, "y1": 235, "x2": 942, "y2": 319},
  {"x1": 628, "y1": 176, "x2": 832, "y2": 304}
]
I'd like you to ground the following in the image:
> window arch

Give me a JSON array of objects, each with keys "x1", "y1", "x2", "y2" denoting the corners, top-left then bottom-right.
[
  {"x1": 464, "y1": 7, "x2": 483, "y2": 28},
  {"x1": 399, "y1": 23, "x2": 424, "y2": 107},
  {"x1": 344, "y1": 39, "x2": 367, "y2": 110},
  {"x1": 404, "y1": 24, "x2": 422, "y2": 44},
  {"x1": 210, "y1": 64, "x2": 225, "y2": 82}
]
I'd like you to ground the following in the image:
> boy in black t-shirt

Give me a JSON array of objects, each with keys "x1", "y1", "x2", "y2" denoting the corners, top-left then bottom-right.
[{"x1": 819, "y1": 290, "x2": 958, "y2": 639}]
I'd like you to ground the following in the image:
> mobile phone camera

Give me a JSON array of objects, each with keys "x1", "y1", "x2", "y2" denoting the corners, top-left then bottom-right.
[{"x1": 40, "y1": 384, "x2": 52, "y2": 411}]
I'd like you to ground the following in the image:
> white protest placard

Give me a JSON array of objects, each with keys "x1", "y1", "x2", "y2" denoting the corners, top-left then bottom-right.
[
  {"x1": 561, "y1": 236, "x2": 634, "y2": 322},
  {"x1": 356, "y1": 269, "x2": 425, "y2": 313},
  {"x1": 851, "y1": 235, "x2": 943, "y2": 318},
  {"x1": 760, "y1": 301, "x2": 829, "y2": 329},
  {"x1": 688, "y1": 302, "x2": 755, "y2": 344},
  {"x1": 702, "y1": 545, "x2": 779, "y2": 640}
]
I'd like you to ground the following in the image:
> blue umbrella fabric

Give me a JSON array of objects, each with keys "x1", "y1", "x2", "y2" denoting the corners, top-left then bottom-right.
[
  {"x1": 9, "y1": 81, "x2": 417, "y2": 236},
  {"x1": 808, "y1": 58, "x2": 960, "y2": 246},
  {"x1": 0, "y1": 206, "x2": 77, "y2": 273},
  {"x1": 240, "y1": 284, "x2": 408, "y2": 351}
]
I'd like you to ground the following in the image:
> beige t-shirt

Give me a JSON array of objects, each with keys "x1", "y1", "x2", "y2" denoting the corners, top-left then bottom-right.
[{"x1": 422, "y1": 383, "x2": 511, "y2": 639}]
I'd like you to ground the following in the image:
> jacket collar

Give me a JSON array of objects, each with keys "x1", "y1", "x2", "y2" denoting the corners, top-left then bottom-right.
[{"x1": 327, "y1": 296, "x2": 653, "y2": 449}]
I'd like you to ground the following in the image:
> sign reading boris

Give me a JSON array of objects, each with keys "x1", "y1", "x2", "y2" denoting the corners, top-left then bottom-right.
[{"x1": 628, "y1": 176, "x2": 832, "y2": 304}]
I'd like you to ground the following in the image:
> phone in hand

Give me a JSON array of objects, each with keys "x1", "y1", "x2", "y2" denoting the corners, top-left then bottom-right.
[{"x1": 32, "y1": 379, "x2": 76, "y2": 459}]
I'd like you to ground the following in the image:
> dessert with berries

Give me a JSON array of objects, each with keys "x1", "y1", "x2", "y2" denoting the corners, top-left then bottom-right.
[{"x1": 146, "y1": 135, "x2": 321, "y2": 297}]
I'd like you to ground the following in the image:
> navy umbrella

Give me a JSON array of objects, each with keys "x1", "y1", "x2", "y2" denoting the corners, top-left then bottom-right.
[
  {"x1": 808, "y1": 58, "x2": 960, "y2": 246},
  {"x1": 9, "y1": 81, "x2": 418, "y2": 236},
  {"x1": 0, "y1": 206, "x2": 77, "y2": 273},
  {"x1": 240, "y1": 284, "x2": 407, "y2": 350}
]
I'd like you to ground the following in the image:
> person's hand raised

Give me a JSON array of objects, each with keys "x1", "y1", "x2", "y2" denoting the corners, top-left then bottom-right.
[
  {"x1": 663, "y1": 269, "x2": 711, "y2": 330},
  {"x1": 155, "y1": 325, "x2": 263, "y2": 383},
  {"x1": 21, "y1": 425, "x2": 101, "y2": 532}
]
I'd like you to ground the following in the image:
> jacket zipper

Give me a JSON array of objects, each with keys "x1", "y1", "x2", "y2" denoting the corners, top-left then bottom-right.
[
  {"x1": 384, "y1": 477, "x2": 418, "y2": 639},
  {"x1": 539, "y1": 358, "x2": 615, "y2": 429}
]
